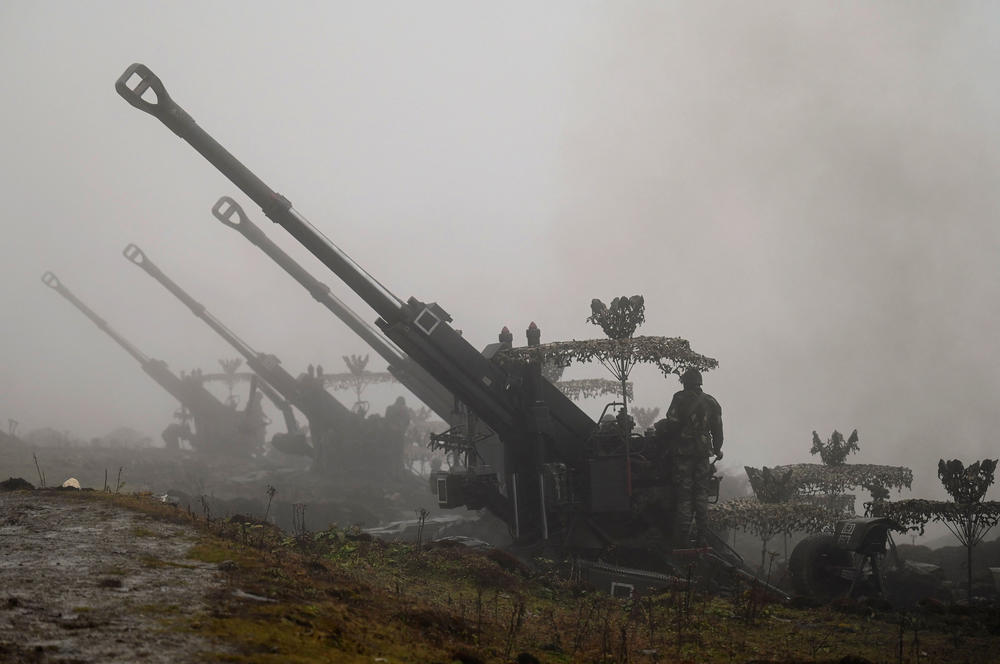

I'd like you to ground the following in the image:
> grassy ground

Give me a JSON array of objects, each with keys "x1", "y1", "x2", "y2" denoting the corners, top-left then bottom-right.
[{"x1": 28, "y1": 489, "x2": 997, "y2": 664}]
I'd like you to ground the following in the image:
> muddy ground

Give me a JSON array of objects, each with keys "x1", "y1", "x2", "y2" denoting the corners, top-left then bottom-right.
[
  {"x1": 0, "y1": 439, "x2": 512, "y2": 549},
  {"x1": 0, "y1": 490, "x2": 231, "y2": 663}
]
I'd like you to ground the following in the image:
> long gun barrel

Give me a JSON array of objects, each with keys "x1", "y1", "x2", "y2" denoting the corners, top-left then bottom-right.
[
  {"x1": 42, "y1": 271, "x2": 150, "y2": 366},
  {"x1": 211, "y1": 196, "x2": 455, "y2": 421},
  {"x1": 41, "y1": 270, "x2": 250, "y2": 452},
  {"x1": 121, "y1": 243, "x2": 358, "y2": 449},
  {"x1": 116, "y1": 64, "x2": 596, "y2": 458},
  {"x1": 116, "y1": 65, "x2": 402, "y2": 324}
]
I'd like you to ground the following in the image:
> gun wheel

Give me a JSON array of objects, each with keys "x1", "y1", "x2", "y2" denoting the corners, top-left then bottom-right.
[{"x1": 789, "y1": 534, "x2": 853, "y2": 601}]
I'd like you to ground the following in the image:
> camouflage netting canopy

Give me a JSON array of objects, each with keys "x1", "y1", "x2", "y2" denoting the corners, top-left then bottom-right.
[
  {"x1": 555, "y1": 378, "x2": 632, "y2": 401},
  {"x1": 870, "y1": 499, "x2": 1000, "y2": 535},
  {"x1": 322, "y1": 371, "x2": 397, "y2": 392},
  {"x1": 749, "y1": 463, "x2": 913, "y2": 500},
  {"x1": 497, "y1": 336, "x2": 718, "y2": 379},
  {"x1": 709, "y1": 497, "x2": 839, "y2": 540}
]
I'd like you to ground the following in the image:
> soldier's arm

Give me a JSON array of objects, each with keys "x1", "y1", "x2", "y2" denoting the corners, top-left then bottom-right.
[
  {"x1": 655, "y1": 393, "x2": 684, "y2": 435},
  {"x1": 710, "y1": 398, "x2": 724, "y2": 456}
]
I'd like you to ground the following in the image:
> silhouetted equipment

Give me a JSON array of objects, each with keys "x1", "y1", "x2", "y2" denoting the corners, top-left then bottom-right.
[
  {"x1": 246, "y1": 373, "x2": 308, "y2": 454},
  {"x1": 117, "y1": 63, "x2": 788, "y2": 594},
  {"x1": 40, "y1": 270, "x2": 263, "y2": 455},
  {"x1": 252, "y1": 376, "x2": 299, "y2": 435},
  {"x1": 121, "y1": 243, "x2": 374, "y2": 469},
  {"x1": 789, "y1": 518, "x2": 899, "y2": 602}
]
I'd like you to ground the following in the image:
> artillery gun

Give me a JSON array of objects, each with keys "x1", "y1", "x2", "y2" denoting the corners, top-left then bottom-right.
[
  {"x1": 117, "y1": 64, "x2": 786, "y2": 595},
  {"x1": 41, "y1": 271, "x2": 263, "y2": 455},
  {"x1": 121, "y1": 243, "x2": 400, "y2": 473}
]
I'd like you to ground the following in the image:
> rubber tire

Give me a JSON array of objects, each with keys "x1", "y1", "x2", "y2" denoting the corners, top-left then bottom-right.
[{"x1": 789, "y1": 534, "x2": 853, "y2": 601}]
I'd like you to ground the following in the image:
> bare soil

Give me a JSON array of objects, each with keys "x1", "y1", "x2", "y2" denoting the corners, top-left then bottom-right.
[{"x1": 0, "y1": 490, "x2": 231, "y2": 663}]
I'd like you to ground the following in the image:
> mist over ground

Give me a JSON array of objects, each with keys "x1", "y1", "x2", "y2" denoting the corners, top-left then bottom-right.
[{"x1": 2, "y1": 2, "x2": 998, "y2": 503}]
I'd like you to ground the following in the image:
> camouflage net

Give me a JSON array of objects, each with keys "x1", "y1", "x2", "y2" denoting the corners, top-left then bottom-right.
[
  {"x1": 743, "y1": 466, "x2": 798, "y2": 503},
  {"x1": 709, "y1": 497, "x2": 840, "y2": 541},
  {"x1": 871, "y1": 459, "x2": 999, "y2": 603},
  {"x1": 938, "y1": 459, "x2": 998, "y2": 504},
  {"x1": 810, "y1": 429, "x2": 860, "y2": 466},
  {"x1": 869, "y1": 499, "x2": 1000, "y2": 535},
  {"x1": 322, "y1": 371, "x2": 397, "y2": 392},
  {"x1": 497, "y1": 336, "x2": 718, "y2": 379},
  {"x1": 746, "y1": 463, "x2": 912, "y2": 502},
  {"x1": 587, "y1": 295, "x2": 646, "y2": 340},
  {"x1": 555, "y1": 378, "x2": 632, "y2": 401}
]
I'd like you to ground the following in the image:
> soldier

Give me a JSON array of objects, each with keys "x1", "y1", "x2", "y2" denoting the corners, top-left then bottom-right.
[
  {"x1": 161, "y1": 422, "x2": 182, "y2": 450},
  {"x1": 385, "y1": 396, "x2": 410, "y2": 432},
  {"x1": 161, "y1": 421, "x2": 192, "y2": 451},
  {"x1": 384, "y1": 396, "x2": 411, "y2": 476},
  {"x1": 656, "y1": 368, "x2": 723, "y2": 547}
]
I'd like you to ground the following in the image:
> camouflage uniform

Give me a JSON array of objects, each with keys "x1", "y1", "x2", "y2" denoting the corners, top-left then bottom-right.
[
  {"x1": 660, "y1": 370, "x2": 723, "y2": 547},
  {"x1": 384, "y1": 397, "x2": 411, "y2": 475}
]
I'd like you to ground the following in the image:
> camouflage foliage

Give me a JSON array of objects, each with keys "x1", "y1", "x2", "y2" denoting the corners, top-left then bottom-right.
[
  {"x1": 938, "y1": 458, "x2": 998, "y2": 504},
  {"x1": 709, "y1": 497, "x2": 838, "y2": 541},
  {"x1": 586, "y1": 295, "x2": 646, "y2": 340},
  {"x1": 554, "y1": 378, "x2": 632, "y2": 401},
  {"x1": 498, "y1": 335, "x2": 719, "y2": 380},
  {"x1": 810, "y1": 429, "x2": 860, "y2": 466},
  {"x1": 748, "y1": 463, "x2": 913, "y2": 502}
]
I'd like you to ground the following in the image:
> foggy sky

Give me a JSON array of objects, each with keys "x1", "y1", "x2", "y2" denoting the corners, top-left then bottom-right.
[{"x1": 2, "y1": 2, "x2": 999, "y2": 500}]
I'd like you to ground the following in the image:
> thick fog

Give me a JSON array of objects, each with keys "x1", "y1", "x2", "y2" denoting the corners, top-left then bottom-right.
[{"x1": 2, "y1": 2, "x2": 999, "y2": 500}]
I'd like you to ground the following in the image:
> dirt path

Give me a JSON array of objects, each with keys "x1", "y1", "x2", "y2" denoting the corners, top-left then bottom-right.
[{"x1": 0, "y1": 490, "x2": 231, "y2": 663}]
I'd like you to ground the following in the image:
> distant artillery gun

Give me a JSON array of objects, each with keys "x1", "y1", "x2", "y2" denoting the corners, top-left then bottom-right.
[
  {"x1": 121, "y1": 243, "x2": 385, "y2": 472},
  {"x1": 872, "y1": 458, "x2": 1000, "y2": 604},
  {"x1": 40, "y1": 271, "x2": 263, "y2": 455},
  {"x1": 727, "y1": 430, "x2": 914, "y2": 602}
]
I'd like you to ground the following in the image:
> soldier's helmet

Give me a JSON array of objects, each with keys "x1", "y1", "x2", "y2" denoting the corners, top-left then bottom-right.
[{"x1": 680, "y1": 368, "x2": 703, "y2": 387}]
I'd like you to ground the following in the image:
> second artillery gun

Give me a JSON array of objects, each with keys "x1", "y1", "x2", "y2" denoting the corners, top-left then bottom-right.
[
  {"x1": 41, "y1": 271, "x2": 265, "y2": 456},
  {"x1": 209, "y1": 195, "x2": 500, "y2": 470},
  {"x1": 117, "y1": 63, "x2": 784, "y2": 595},
  {"x1": 121, "y1": 243, "x2": 408, "y2": 477},
  {"x1": 211, "y1": 195, "x2": 456, "y2": 424}
]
